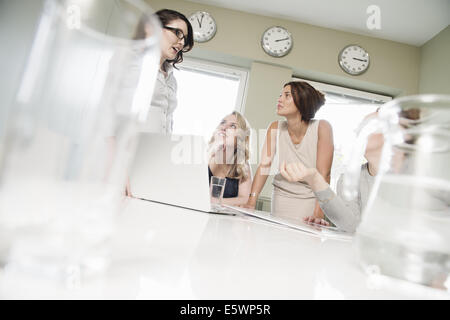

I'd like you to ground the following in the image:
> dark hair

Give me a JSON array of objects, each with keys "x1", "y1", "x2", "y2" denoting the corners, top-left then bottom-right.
[
  {"x1": 284, "y1": 81, "x2": 325, "y2": 122},
  {"x1": 133, "y1": 9, "x2": 194, "y2": 70},
  {"x1": 156, "y1": 9, "x2": 194, "y2": 70}
]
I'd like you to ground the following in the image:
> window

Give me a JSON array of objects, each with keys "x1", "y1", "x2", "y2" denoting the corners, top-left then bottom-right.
[
  {"x1": 293, "y1": 77, "x2": 392, "y2": 189},
  {"x1": 173, "y1": 58, "x2": 249, "y2": 139}
]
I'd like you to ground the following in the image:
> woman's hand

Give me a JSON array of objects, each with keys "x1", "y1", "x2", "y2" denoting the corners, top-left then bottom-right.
[
  {"x1": 303, "y1": 215, "x2": 330, "y2": 226},
  {"x1": 239, "y1": 198, "x2": 256, "y2": 209},
  {"x1": 280, "y1": 161, "x2": 318, "y2": 184}
]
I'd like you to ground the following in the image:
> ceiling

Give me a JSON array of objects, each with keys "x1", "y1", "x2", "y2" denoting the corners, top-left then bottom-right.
[{"x1": 188, "y1": 0, "x2": 450, "y2": 46}]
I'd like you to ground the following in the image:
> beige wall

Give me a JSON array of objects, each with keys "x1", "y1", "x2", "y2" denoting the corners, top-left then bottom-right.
[
  {"x1": 147, "y1": 0, "x2": 421, "y2": 101},
  {"x1": 419, "y1": 26, "x2": 450, "y2": 94},
  {"x1": 244, "y1": 62, "x2": 292, "y2": 198},
  {"x1": 146, "y1": 0, "x2": 425, "y2": 199}
]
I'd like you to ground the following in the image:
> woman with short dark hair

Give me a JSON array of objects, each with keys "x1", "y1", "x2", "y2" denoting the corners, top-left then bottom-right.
[{"x1": 243, "y1": 81, "x2": 334, "y2": 223}]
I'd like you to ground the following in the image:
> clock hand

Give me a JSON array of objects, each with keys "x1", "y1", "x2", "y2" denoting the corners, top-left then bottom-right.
[
  {"x1": 353, "y1": 57, "x2": 367, "y2": 62},
  {"x1": 275, "y1": 37, "x2": 290, "y2": 42},
  {"x1": 200, "y1": 14, "x2": 204, "y2": 28},
  {"x1": 196, "y1": 17, "x2": 202, "y2": 28}
]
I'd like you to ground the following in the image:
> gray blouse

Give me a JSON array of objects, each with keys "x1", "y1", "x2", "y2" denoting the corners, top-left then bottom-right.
[{"x1": 314, "y1": 163, "x2": 375, "y2": 233}]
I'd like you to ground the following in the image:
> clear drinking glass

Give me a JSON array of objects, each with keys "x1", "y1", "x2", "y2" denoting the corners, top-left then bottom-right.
[
  {"x1": 210, "y1": 176, "x2": 226, "y2": 207},
  {"x1": 0, "y1": 0, "x2": 161, "y2": 282},
  {"x1": 343, "y1": 95, "x2": 450, "y2": 289}
]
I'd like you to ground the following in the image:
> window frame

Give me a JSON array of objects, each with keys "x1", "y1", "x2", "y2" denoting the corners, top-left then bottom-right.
[
  {"x1": 290, "y1": 77, "x2": 393, "y2": 190},
  {"x1": 292, "y1": 77, "x2": 393, "y2": 103},
  {"x1": 178, "y1": 57, "x2": 250, "y2": 114}
]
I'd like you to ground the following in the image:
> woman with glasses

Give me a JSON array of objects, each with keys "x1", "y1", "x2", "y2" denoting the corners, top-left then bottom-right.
[
  {"x1": 134, "y1": 9, "x2": 194, "y2": 134},
  {"x1": 126, "y1": 9, "x2": 194, "y2": 196}
]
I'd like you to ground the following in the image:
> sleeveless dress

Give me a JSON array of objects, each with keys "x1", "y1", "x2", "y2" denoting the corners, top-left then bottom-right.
[{"x1": 271, "y1": 120, "x2": 320, "y2": 223}]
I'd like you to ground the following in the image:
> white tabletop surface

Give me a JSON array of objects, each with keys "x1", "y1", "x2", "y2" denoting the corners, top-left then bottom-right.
[{"x1": 0, "y1": 198, "x2": 448, "y2": 300}]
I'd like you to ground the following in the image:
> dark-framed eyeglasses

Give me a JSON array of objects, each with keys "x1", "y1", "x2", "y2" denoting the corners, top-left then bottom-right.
[{"x1": 163, "y1": 26, "x2": 187, "y2": 43}]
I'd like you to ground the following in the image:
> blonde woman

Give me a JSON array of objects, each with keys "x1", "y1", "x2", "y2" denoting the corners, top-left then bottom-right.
[{"x1": 208, "y1": 111, "x2": 252, "y2": 206}]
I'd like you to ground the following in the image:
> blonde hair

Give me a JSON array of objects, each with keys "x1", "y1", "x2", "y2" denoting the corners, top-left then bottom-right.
[{"x1": 208, "y1": 111, "x2": 251, "y2": 181}]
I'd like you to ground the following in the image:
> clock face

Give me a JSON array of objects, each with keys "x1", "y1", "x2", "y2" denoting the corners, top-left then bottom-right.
[
  {"x1": 338, "y1": 45, "x2": 370, "y2": 75},
  {"x1": 188, "y1": 11, "x2": 217, "y2": 43},
  {"x1": 261, "y1": 26, "x2": 293, "y2": 57}
]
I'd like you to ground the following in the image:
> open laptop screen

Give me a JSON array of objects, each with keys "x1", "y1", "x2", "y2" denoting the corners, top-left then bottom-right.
[{"x1": 129, "y1": 133, "x2": 213, "y2": 213}]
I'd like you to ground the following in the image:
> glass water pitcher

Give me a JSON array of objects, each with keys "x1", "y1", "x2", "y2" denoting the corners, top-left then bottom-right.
[
  {"x1": 343, "y1": 95, "x2": 450, "y2": 289},
  {"x1": 0, "y1": 0, "x2": 161, "y2": 282}
]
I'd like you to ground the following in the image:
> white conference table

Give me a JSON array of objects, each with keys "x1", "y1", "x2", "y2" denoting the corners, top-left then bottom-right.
[{"x1": 0, "y1": 198, "x2": 448, "y2": 299}]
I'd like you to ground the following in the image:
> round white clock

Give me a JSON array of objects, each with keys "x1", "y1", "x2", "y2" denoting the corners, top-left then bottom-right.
[
  {"x1": 188, "y1": 11, "x2": 217, "y2": 43},
  {"x1": 261, "y1": 26, "x2": 293, "y2": 57},
  {"x1": 338, "y1": 45, "x2": 370, "y2": 75}
]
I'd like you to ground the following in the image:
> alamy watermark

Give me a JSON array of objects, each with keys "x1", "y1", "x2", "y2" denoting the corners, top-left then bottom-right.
[
  {"x1": 366, "y1": 5, "x2": 381, "y2": 30},
  {"x1": 169, "y1": 128, "x2": 279, "y2": 176},
  {"x1": 67, "y1": 4, "x2": 81, "y2": 30}
]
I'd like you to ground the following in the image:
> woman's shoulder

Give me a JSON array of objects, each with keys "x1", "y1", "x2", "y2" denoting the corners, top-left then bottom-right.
[
  {"x1": 268, "y1": 120, "x2": 280, "y2": 130},
  {"x1": 159, "y1": 64, "x2": 177, "y2": 85},
  {"x1": 268, "y1": 120, "x2": 288, "y2": 133},
  {"x1": 317, "y1": 119, "x2": 332, "y2": 130},
  {"x1": 167, "y1": 68, "x2": 177, "y2": 88},
  {"x1": 264, "y1": 121, "x2": 281, "y2": 140},
  {"x1": 317, "y1": 119, "x2": 333, "y2": 138}
]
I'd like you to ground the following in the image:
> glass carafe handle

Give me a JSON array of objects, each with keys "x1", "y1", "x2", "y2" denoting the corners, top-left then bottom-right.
[
  {"x1": 342, "y1": 106, "x2": 404, "y2": 201},
  {"x1": 342, "y1": 117, "x2": 381, "y2": 201}
]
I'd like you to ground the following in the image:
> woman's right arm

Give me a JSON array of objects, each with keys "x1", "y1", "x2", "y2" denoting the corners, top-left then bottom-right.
[
  {"x1": 243, "y1": 121, "x2": 278, "y2": 209},
  {"x1": 280, "y1": 161, "x2": 362, "y2": 232}
]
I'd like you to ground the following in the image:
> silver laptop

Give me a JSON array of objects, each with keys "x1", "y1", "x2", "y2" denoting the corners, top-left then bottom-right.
[
  {"x1": 129, "y1": 133, "x2": 352, "y2": 239},
  {"x1": 129, "y1": 133, "x2": 240, "y2": 215}
]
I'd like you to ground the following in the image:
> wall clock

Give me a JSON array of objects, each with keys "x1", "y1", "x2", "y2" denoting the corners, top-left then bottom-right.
[
  {"x1": 188, "y1": 11, "x2": 217, "y2": 43},
  {"x1": 338, "y1": 44, "x2": 370, "y2": 75},
  {"x1": 261, "y1": 26, "x2": 293, "y2": 57}
]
